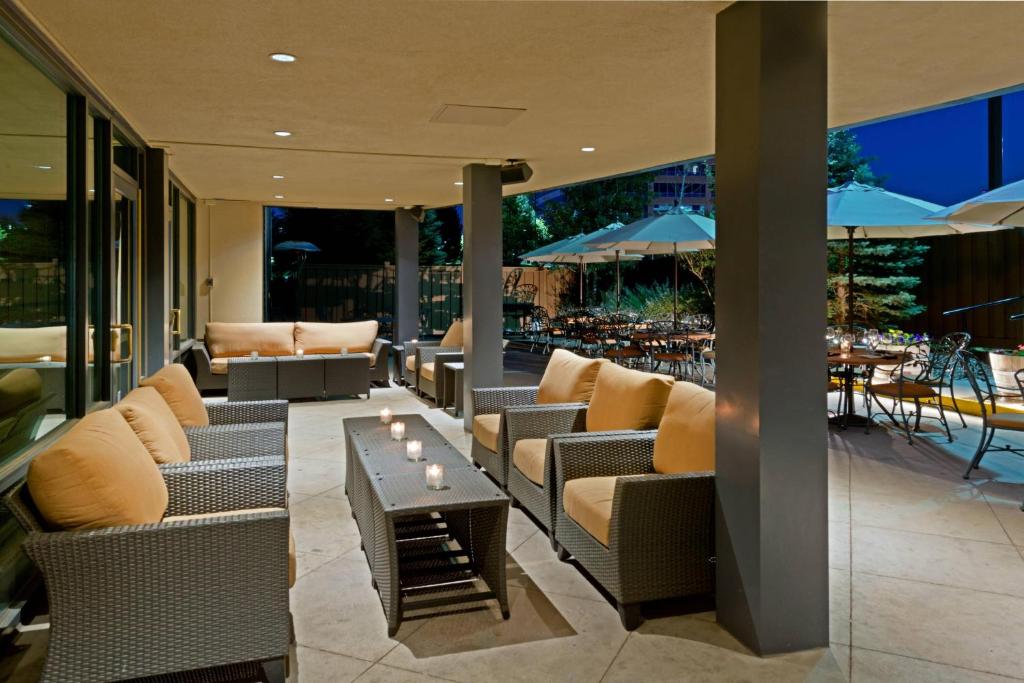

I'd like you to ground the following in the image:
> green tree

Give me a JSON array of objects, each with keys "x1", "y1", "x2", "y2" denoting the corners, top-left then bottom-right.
[
  {"x1": 826, "y1": 129, "x2": 927, "y2": 327},
  {"x1": 502, "y1": 194, "x2": 549, "y2": 265},
  {"x1": 419, "y1": 209, "x2": 446, "y2": 265},
  {"x1": 541, "y1": 173, "x2": 654, "y2": 241}
]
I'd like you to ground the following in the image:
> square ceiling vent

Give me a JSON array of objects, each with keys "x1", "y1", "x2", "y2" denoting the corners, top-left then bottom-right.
[{"x1": 431, "y1": 104, "x2": 525, "y2": 126}]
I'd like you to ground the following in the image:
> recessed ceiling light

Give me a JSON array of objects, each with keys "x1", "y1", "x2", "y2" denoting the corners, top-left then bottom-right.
[
  {"x1": 454, "y1": 181, "x2": 464, "y2": 186},
  {"x1": 273, "y1": 130, "x2": 292, "y2": 137},
  {"x1": 580, "y1": 146, "x2": 596, "y2": 153},
  {"x1": 272, "y1": 175, "x2": 285, "y2": 180},
  {"x1": 274, "y1": 194, "x2": 285, "y2": 199},
  {"x1": 384, "y1": 198, "x2": 394, "y2": 203},
  {"x1": 34, "y1": 164, "x2": 52, "y2": 170},
  {"x1": 269, "y1": 53, "x2": 296, "y2": 63}
]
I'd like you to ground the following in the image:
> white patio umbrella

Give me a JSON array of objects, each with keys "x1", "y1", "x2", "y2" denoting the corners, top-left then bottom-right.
[
  {"x1": 926, "y1": 178, "x2": 1024, "y2": 228},
  {"x1": 583, "y1": 209, "x2": 715, "y2": 323},
  {"x1": 827, "y1": 181, "x2": 1004, "y2": 330}
]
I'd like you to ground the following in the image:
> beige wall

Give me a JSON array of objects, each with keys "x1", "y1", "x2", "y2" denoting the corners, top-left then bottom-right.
[{"x1": 204, "y1": 200, "x2": 264, "y2": 328}]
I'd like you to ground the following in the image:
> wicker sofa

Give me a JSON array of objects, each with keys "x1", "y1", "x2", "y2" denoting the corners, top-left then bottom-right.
[
  {"x1": 470, "y1": 350, "x2": 607, "y2": 487},
  {"x1": 402, "y1": 320, "x2": 463, "y2": 401},
  {"x1": 192, "y1": 320, "x2": 390, "y2": 393},
  {"x1": 7, "y1": 407, "x2": 292, "y2": 682},
  {"x1": 552, "y1": 381, "x2": 716, "y2": 630},
  {"x1": 505, "y1": 362, "x2": 675, "y2": 550}
]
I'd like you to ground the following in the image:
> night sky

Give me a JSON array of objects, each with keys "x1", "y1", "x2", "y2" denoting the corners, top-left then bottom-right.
[{"x1": 852, "y1": 90, "x2": 1024, "y2": 206}]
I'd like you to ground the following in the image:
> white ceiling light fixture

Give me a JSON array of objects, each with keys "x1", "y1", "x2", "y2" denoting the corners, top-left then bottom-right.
[
  {"x1": 272, "y1": 175, "x2": 285, "y2": 179},
  {"x1": 273, "y1": 130, "x2": 292, "y2": 137},
  {"x1": 269, "y1": 53, "x2": 296, "y2": 63},
  {"x1": 274, "y1": 194, "x2": 285, "y2": 199},
  {"x1": 384, "y1": 198, "x2": 394, "y2": 203},
  {"x1": 580, "y1": 146, "x2": 596, "y2": 153},
  {"x1": 454, "y1": 181, "x2": 464, "y2": 186},
  {"x1": 34, "y1": 164, "x2": 52, "y2": 170}
]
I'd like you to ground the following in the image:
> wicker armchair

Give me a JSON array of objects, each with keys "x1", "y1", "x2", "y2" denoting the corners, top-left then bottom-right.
[
  {"x1": 416, "y1": 345, "x2": 463, "y2": 404},
  {"x1": 5, "y1": 456, "x2": 291, "y2": 683},
  {"x1": 551, "y1": 431, "x2": 714, "y2": 629},
  {"x1": 470, "y1": 386, "x2": 539, "y2": 487}
]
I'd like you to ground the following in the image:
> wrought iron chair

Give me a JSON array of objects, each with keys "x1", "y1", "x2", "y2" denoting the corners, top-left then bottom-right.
[
  {"x1": 959, "y1": 351, "x2": 1024, "y2": 488},
  {"x1": 867, "y1": 341, "x2": 953, "y2": 444}
]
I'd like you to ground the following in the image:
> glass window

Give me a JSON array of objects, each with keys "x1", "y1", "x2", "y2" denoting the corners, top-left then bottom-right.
[{"x1": 0, "y1": 35, "x2": 69, "y2": 457}]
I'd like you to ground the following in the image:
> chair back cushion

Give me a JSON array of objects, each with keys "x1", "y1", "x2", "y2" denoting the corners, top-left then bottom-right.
[
  {"x1": 0, "y1": 368, "x2": 43, "y2": 416},
  {"x1": 294, "y1": 320, "x2": 378, "y2": 353},
  {"x1": 27, "y1": 409, "x2": 168, "y2": 529},
  {"x1": 652, "y1": 382, "x2": 716, "y2": 474},
  {"x1": 586, "y1": 363, "x2": 674, "y2": 432},
  {"x1": 0, "y1": 326, "x2": 67, "y2": 362},
  {"x1": 537, "y1": 350, "x2": 607, "y2": 404},
  {"x1": 139, "y1": 363, "x2": 210, "y2": 427},
  {"x1": 115, "y1": 388, "x2": 191, "y2": 464},
  {"x1": 205, "y1": 322, "x2": 295, "y2": 358},
  {"x1": 439, "y1": 319, "x2": 463, "y2": 348}
]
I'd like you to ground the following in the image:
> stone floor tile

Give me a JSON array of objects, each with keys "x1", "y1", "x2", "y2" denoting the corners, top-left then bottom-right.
[
  {"x1": 288, "y1": 646, "x2": 372, "y2": 683},
  {"x1": 850, "y1": 647, "x2": 1021, "y2": 683}
]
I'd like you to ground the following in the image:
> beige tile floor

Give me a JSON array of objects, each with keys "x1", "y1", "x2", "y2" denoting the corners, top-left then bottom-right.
[{"x1": 281, "y1": 386, "x2": 1024, "y2": 683}]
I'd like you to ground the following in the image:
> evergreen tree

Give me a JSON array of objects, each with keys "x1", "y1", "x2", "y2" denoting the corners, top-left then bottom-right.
[
  {"x1": 418, "y1": 209, "x2": 447, "y2": 265},
  {"x1": 541, "y1": 173, "x2": 653, "y2": 241},
  {"x1": 502, "y1": 195, "x2": 549, "y2": 265}
]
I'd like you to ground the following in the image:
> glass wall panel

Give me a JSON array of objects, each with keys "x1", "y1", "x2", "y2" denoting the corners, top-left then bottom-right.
[
  {"x1": 0, "y1": 35, "x2": 69, "y2": 457},
  {"x1": 112, "y1": 185, "x2": 137, "y2": 400}
]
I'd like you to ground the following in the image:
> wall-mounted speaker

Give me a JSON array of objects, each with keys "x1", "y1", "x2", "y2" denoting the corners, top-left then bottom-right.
[{"x1": 501, "y1": 161, "x2": 533, "y2": 185}]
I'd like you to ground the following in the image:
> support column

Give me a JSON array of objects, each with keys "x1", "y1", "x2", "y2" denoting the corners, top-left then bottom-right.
[
  {"x1": 142, "y1": 148, "x2": 169, "y2": 377},
  {"x1": 462, "y1": 164, "x2": 503, "y2": 430},
  {"x1": 394, "y1": 208, "x2": 419, "y2": 343},
  {"x1": 714, "y1": 1, "x2": 828, "y2": 654}
]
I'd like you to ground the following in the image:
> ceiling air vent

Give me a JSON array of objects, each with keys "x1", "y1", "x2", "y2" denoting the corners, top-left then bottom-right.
[{"x1": 431, "y1": 104, "x2": 525, "y2": 126}]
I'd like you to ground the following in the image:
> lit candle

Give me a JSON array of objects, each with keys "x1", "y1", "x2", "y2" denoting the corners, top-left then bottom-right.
[
  {"x1": 390, "y1": 421, "x2": 405, "y2": 441},
  {"x1": 340, "y1": 347, "x2": 349, "y2": 355},
  {"x1": 406, "y1": 439, "x2": 422, "y2": 461},
  {"x1": 296, "y1": 349, "x2": 304, "y2": 357},
  {"x1": 38, "y1": 355, "x2": 52, "y2": 363},
  {"x1": 380, "y1": 407, "x2": 393, "y2": 424},
  {"x1": 425, "y1": 463, "x2": 444, "y2": 490},
  {"x1": 250, "y1": 350, "x2": 259, "y2": 358}
]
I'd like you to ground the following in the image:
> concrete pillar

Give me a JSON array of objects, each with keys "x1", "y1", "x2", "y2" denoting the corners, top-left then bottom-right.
[
  {"x1": 142, "y1": 147, "x2": 169, "y2": 377},
  {"x1": 714, "y1": 1, "x2": 828, "y2": 654},
  {"x1": 394, "y1": 208, "x2": 419, "y2": 342},
  {"x1": 462, "y1": 164, "x2": 504, "y2": 430}
]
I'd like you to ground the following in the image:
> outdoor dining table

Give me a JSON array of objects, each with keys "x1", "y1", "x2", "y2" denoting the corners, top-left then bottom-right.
[{"x1": 827, "y1": 348, "x2": 906, "y2": 427}]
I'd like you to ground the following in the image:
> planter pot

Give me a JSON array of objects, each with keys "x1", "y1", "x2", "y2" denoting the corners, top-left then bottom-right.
[{"x1": 988, "y1": 352, "x2": 1024, "y2": 396}]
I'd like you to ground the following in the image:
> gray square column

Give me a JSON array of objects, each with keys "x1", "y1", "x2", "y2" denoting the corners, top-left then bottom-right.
[
  {"x1": 394, "y1": 208, "x2": 419, "y2": 343},
  {"x1": 714, "y1": 1, "x2": 829, "y2": 654},
  {"x1": 462, "y1": 164, "x2": 504, "y2": 430}
]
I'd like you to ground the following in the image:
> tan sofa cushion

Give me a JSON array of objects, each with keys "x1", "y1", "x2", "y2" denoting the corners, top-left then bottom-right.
[
  {"x1": 361, "y1": 351, "x2": 376, "y2": 368},
  {"x1": 537, "y1": 350, "x2": 607, "y2": 404},
  {"x1": 512, "y1": 438, "x2": 547, "y2": 485},
  {"x1": 439, "y1": 320, "x2": 463, "y2": 348},
  {"x1": 27, "y1": 409, "x2": 169, "y2": 530},
  {"x1": 294, "y1": 320, "x2": 378, "y2": 354},
  {"x1": 115, "y1": 387, "x2": 191, "y2": 464},
  {"x1": 210, "y1": 357, "x2": 229, "y2": 375},
  {"x1": 473, "y1": 414, "x2": 501, "y2": 453},
  {"x1": 205, "y1": 322, "x2": 295, "y2": 358},
  {"x1": 652, "y1": 382, "x2": 715, "y2": 474},
  {"x1": 405, "y1": 354, "x2": 416, "y2": 372},
  {"x1": 586, "y1": 363, "x2": 674, "y2": 432},
  {"x1": 0, "y1": 368, "x2": 43, "y2": 415},
  {"x1": 420, "y1": 362, "x2": 435, "y2": 382},
  {"x1": 0, "y1": 326, "x2": 67, "y2": 362},
  {"x1": 563, "y1": 476, "x2": 617, "y2": 546},
  {"x1": 140, "y1": 364, "x2": 210, "y2": 427}
]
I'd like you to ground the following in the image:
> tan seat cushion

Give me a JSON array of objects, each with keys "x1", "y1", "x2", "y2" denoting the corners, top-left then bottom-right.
[
  {"x1": 27, "y1": 409, "x2": 169, "y2": 530},
  {"x1": 420, "y1": 362, "x2": 435, "y2": 382},
  {"x1": 115, "y1": 387, "x2": 191, "y2": 464},
  {"x1": 162, "y1": 508, "x2": 295, "y2": 587},
  {"x1": 0, "y1": 368, "x2": 43, "y2": 415},
  {"x1": 205, "y1": 322, "x2": 295, "y2": 358},
  {"x1": 140, "y1": 364, "x2": 210, "y2": 427},
  {"x1": 870, "y1": 382, "x2": 937, "y2": 399},
  {"x1": 512, "y1": 438, "x2": 547, "y2": 485},
  {"x1": 473, "y1": 413, "x2": 501, "y2": 453},
  {"x1": 653, "y1": 382, "x2": 715, "y2": 474},
  {"x1": 563, "y1": 476, "x2": 617, "y2": 546},
  {"x1": 987, "y1": 412, "x2": 1024, "y2": 430},
  {"x1": 439, "y1": 320, "x2": 463, "y2": 348},
  {"x1": 405, "y1": 354, "x2": 417, "y2": 372},
  {"x1": 537, "y1": 350, "x2": 607, "y2": 404},
  {"x1": 362, "y1": 351, "x2": 376, "y2": 368},
  {"x1": 0, "y1": 326, "x2": 67, "y2": 362},
  {"x1": 294, "y1": 320, "x2": 378, "y2": 354},
  {"x1": 210, "y1": 357, "x2": 229, "y2": 375},
  {"x1": 586, "y1": 363, "x2": 675, "y2": 432}
]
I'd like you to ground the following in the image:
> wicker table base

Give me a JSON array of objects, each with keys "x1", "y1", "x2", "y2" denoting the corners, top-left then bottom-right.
[{"x1": 343, "y1": 414, "x2": 510, "y2": 636}]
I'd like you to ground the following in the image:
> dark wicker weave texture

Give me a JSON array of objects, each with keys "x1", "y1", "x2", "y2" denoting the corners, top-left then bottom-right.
[
  {"x1": 416, "y1": 346, "x2": 462, "y2": 402},
  {"x1": 227, "y1": 358, "x2": 279, "y2": 401},
  {"x1": 205, "y1": 399, "x2": 288, "y2": 427},
  {"x1": 469, "y1": 386, "x2": 540, "y2": 487},
  {"x1": 184, "y1": 422, "x2": 286, "y2": 461},
  {"x1": 161, "y1": 457, "x2": 287, "y2": 517}
]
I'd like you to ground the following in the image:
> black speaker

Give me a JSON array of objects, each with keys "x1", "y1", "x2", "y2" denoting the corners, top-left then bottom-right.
[
  {"x1": 407, "y1": 206, "x2": 426, "y2": 222},
  {"x1": 501, "y1": 161, "x2": 533, "y2": 185}
]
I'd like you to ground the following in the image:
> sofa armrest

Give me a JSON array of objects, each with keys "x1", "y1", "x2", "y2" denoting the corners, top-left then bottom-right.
[
  {"x1": 185, "y1": 422, "x2": 286, "y2": 461},
  {"x1": 205, "y1": 399, "x2": 288, "y2": 427},
  {"x1": 504, "y1": 403, "x2": 587, "y2": 446},
  {"x1": 553, "y1": 431, "x2": 657, "y2": 487},
  {"x1": 372, "y1": 338, "x2": 391, "y2": 364},
  {"x1": 161, "y1": 457, "x2": 287, "y2": 516},
  {"x1": 472, "y1": 386, "x2": 539, "y2": 415}
]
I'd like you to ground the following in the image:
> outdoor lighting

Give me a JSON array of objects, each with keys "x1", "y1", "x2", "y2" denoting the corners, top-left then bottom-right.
[
  {"x1": 250, "y1": 350, "x2": 259, "y2": 358},
  {"x1": 454, "y1": 181, "x2": 464, "y2": 186},
  {"x1": 273, "y1": 130, "x2": 292, "y2": 137},
  {"x1": 296, "y1": 349, "x2": 304, "y2": 356},
  {"x1": 269, "y1": 52, "x2": 296, "y2": 63},
  {"x1": 34, "y1": 164, "x2": 52, "y2": 170},
  {"x1": 390, "y1": 421, "x2": 406, "y2": 441},
  {"x1": 406, "y1": 440, "x2": 423, "y2": 462},
  {"x1": 580, "y1": 146, "x2": 596, "y2": 152},
  {"x1": 384, "y1": 198, "x2": 394, "y2": 203},
  {"x1": 340, "y1": 347, "x2": 349, "y2": 355},
  {"x1": 274, "y1": 194, "x2": 285, "y2": 199},
  {"x1": 272, "y1": 175, "x2": 285, "y2": 179},
  {"x1": 840, "y1": 338, "x2": 852, "y2": 359},
  {"x1": 38, "y1": 355, "x2": 52, "y2": 363},
  {"x1": 380, "y1": 407, "x2": 393, "y2": 424},
  {"x1": 425, "y1": 463, "x2": 445, "y2": 490}
]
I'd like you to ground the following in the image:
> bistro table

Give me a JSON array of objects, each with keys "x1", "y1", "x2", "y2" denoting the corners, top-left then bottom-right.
[{"x1": 827, "y1": 348, "x2": 905, "y2": 427}]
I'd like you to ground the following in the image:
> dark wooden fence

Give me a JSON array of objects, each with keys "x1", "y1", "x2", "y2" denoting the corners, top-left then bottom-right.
[{"x1": 0, "y1": 262, "x2": 65, "y2": 326}]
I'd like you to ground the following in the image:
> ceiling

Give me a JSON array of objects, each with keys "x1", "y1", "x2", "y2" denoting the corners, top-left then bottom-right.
[{"x1": 10, "y1": 1, "x2": 1024, "y2": 210}]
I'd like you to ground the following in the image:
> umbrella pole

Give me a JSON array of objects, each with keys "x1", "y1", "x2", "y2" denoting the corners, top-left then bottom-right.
[
  {"x1": 847, "y1": 226, "x2": 856, "y2": 332},
  {"x1": 579, "y1": 258, "x2": 584, "y2": 305},
  {"x1": 615, "y1": 250, "x2": 621, "y2": 313},
  {"x1": 673, "y1": 243, "x2": 679, "y2": 328}
]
